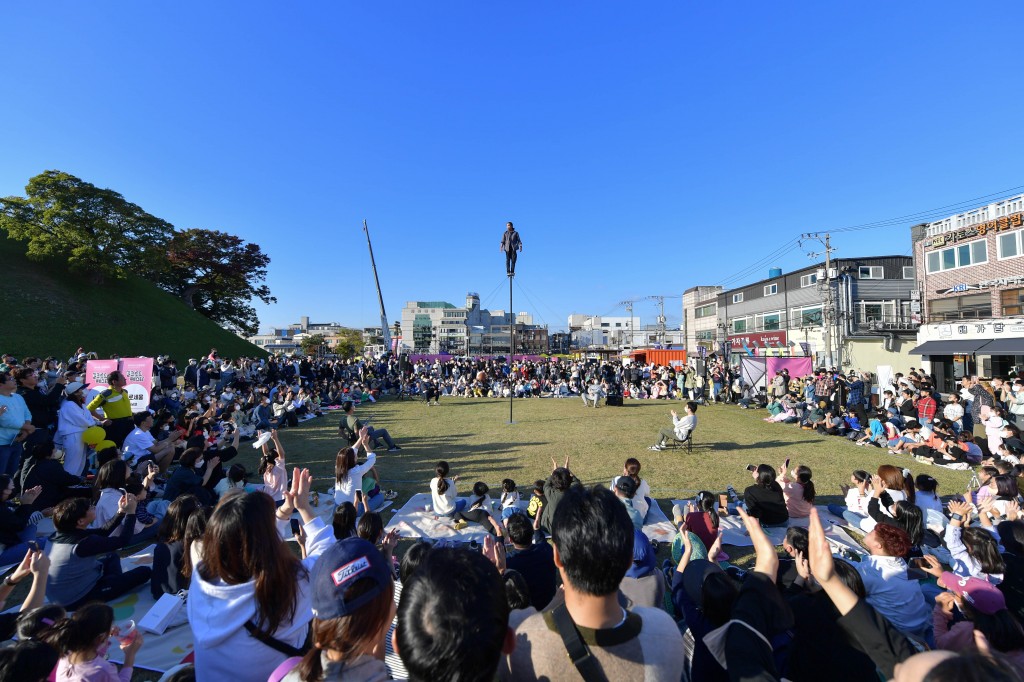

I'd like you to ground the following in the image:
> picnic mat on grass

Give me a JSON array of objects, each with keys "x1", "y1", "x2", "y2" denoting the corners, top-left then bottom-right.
[
  {"x1": 277, "y1": 493, "x2": 393, "y2": 541},
  {"x1": 99, "y1": 546, "x2": 195, "y2": 673},
  {"x1": 386, "y1": 493, "x2": 679, "y2": 544},
  {"x1": 670, "y1": 502, "x2": 865, "y2": 555}
]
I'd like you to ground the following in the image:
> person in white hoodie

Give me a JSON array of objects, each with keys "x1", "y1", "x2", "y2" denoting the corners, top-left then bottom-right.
[
  {"x1": 188, "y1": 467, "x2": 334, "y2": 682},
  {"x1": 54, "y1": 381, "x2": 99, "y2": 477}
]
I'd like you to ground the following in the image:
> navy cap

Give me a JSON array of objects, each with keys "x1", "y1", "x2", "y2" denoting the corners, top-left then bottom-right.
[{"x1": 310, "y1": 538, "x2": 392, "y2": 620}]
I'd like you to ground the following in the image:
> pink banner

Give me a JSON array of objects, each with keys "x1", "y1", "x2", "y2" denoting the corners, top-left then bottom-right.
[
  {"x1": 120, "y1": 358, "x2": 154, "y2": 413},
  {"x1": 84, "y1": 360, "x2": 119, "y2": 393},
  {"x1": 84, "y1": 358, "x2": 154, "y2": 413},
  {"x1": 766, "y1": 357, "x2": 813, "y2": 379}
]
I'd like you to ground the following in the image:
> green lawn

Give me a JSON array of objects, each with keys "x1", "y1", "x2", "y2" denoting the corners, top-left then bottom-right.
[{"x1": 244, "y1": 396, "x2": 973, "y2": 507}]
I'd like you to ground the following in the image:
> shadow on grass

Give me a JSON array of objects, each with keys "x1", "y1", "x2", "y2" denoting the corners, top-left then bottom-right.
[{"x1": 708, "y1": 440, "x2": 810, "y2": 451}]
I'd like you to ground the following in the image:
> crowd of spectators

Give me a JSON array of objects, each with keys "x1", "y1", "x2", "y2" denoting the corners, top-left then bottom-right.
[{"x1": 0, "y1": 347, "x2": 1023, "y2": 681}]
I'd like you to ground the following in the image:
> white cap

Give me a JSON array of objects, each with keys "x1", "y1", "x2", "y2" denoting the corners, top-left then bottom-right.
[{"x1": 65, "y1": 381, "x2": 85, "y2": 395}]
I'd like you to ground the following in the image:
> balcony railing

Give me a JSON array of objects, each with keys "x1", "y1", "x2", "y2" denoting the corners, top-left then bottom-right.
[{"x1": 925, "y1": 309, "x2": 993, "y2": 323}]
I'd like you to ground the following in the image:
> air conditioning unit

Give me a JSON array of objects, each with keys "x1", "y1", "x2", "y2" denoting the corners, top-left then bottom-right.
[
  {"x1": 828, "y1": 268, "x2": 838, "y2": 279},
  {"x1": 816, "y1": 269, "x2": 826, "y2": 280}
]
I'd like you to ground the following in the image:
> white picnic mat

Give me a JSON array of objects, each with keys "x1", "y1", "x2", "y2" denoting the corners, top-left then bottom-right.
[
  {"x1": 277, "y1": 492, "x2": 393, "y2": 541},
  {"x1": 385, "y1": 493, "x2": 512, "y2": 542},
  {"x1": 385, "y1": 494, "x2": 679, "y2": 544},
  {"x1": 99, "y1": 546, "x2": 196, "y2": 673},
  {"x1": 641, "y1": 500, "x2": 678, "y2": 544},
  {"x1": 670, "y1": 502, "x2": 865, "y2": 556}
]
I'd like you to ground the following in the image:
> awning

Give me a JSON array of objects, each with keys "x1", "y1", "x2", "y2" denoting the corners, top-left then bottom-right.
[
  {"x1": 909, "y1": 340, "x2": 992, "y2": 355},
  {"x1": 980, "y1": 338, "x2": 1024, "y2": 355}
]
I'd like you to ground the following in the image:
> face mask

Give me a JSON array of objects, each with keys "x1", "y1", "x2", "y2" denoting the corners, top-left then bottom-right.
[{"x1": 195, "y1": 458, "x2": 205, "y2": 468}]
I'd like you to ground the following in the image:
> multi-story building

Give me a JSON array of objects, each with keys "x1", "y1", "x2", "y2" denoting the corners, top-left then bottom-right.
[
  {"x1": 399, "y1": 293, "x2": 548, "y2": 355},
  {"x1": 911, "y1": 193, "x2": 1024, "y2": 389},
  {"x1": 716, "y1": 257, "x2": 918, "y2": 371},
  {"x1": 682, "y1": 286, "x2": 723, "y2": 357},
  {"x1": 568, "y1": 315, "x2": 638, "y2": 349},
  {"x1": 247, "y1": 316, "x2": 345, "y2": 355}
]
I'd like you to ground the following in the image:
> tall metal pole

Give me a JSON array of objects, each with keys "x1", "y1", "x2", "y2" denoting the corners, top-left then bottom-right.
[
  {"x1": 363, "y1": 220, "x2": 392, "y2": 353},
  {"x1": 508, "y1": 274, "x2": 514, "y2": 424}
]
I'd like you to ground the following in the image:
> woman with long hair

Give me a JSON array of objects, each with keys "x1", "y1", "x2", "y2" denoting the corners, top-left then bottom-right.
[
  {"x1": 333, "y1": 428, "x2": 383, "y2": 515},
  {"x1": 151, "y1": 494, "x2": 204, "y2": 599},
  {"x1": 188, "y1": 468, "x2": 335, "y2": 682},
  {"x1": 742, "y1": 464, "x2": 789, "y2": 526},
  {"x1": 780, "y1": 462, "x2": 816, "y2": 519}
]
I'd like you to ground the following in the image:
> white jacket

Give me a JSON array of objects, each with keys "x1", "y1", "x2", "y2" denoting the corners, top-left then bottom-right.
[{"x1": 187, "y1": 517, "x2": 334, "y2": 682}]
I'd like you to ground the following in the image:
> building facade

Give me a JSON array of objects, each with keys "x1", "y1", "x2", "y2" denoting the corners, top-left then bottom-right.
[
  {"x1": 911, "y1": 193, "x2": 1024, "y2": 389},
  {"x1": 399, "y1": 293, "x2": 548, "y2": 355},
  {"x1": 682, "y1": 286, "x2": 723, "y2": 357},
  {"x1": 717, "y1": 258, "x2": 918, "y2": 371},
  {"x1": 247, "y1": 316, "x2": 345, "y2": 355},
  {"x1": 568, "y1": 315, "x2": 639, "y2": 349}
]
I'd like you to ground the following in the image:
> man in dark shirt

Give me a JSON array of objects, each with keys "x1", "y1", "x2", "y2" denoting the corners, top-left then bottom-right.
[
  {"x1": 14, "y1": 367, "x2": 64, "y2": 443},
  {"x1": 504, "y1": 513, "x2": 556, "y2": 611}
]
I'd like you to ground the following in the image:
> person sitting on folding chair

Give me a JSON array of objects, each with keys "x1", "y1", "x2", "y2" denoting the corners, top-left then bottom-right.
[{"x1": 649, "y1": 401, "x2": 698, "y2": 451}]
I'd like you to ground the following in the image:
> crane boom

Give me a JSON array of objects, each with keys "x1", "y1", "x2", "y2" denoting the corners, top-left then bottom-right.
[{"x1": 363, "y1": 220, "x2": 392, "y2": 352}]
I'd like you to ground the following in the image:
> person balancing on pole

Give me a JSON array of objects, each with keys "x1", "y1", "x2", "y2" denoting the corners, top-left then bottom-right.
[{"x1": 500, "y1": 221, "x2": 522, "y2": 277}]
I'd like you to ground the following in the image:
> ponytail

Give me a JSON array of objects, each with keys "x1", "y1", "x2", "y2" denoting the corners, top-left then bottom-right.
[
  {"x1": 435, "y1": 461, "x2": 450, "y2": 495},
  {"x1": 696, "y1": 491, "x2": 719, "y2": 530},
  {"x1": 901, "y1": 468, "x2": 916, "y2": 504},
  {"x1": 796, "y1": 466, "x2": 816, "y2": 503},
  {"x1": 43, "y1": 603, "x2": 113, "y2": 655}
]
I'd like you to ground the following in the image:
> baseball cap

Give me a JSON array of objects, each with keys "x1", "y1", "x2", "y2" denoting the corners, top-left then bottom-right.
[
  {"x1": 65, "y1": 381, "x2": 85, "y2": 395},
  {"x1": 614, "y1": 476, "x2": 637, "y2": 497},
  {"x1": 310, "y1": 538, "x2": 392, "y2": 620},
  {"x1": 940, "y1": 572, "x2": 1006, "y2": 615}
]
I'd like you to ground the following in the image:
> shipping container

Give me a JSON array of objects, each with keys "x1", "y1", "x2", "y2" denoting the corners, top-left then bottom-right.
[{"x1": 628, "y1": 349, "x2": 687, "y2": 366}]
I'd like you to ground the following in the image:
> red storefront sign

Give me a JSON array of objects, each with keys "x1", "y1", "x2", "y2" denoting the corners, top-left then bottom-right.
[{"x1": 728, "y1": 331, "x2": 788, "y2": 351}]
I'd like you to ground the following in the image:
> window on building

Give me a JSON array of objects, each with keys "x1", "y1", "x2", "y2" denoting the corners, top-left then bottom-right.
[
  {"x1": 999, "y1": 230, "x2": 1022, "y2": 260},
  {"x1": 902, "y1": 266, "x2": 915, "y2": 279},
  {"x1": 694, "y1": 303, "x2": 717, "y2": 318},
  {"x1": 800, "y1": 273, "x2": 818, "y2": 288},
  {"x1": 764, "y1": 284, "x2": 778, "y2": 296},
  {"x1": 732, "y1": 293, "x2": 743, "y2": 304},
  {"x1": 1002, "y1": 288, "x2": 1024, "y2": 316},
  {"x1": 928, "y1": 293, "x2": 992, "y2": 321},
  {"x1": 792, "y1": 306, "x2": 822, "y2": 327},
  {"x1": 858, "y1": 266, "x2": 883, "y2": 279},
  {"x1": 615, "y1": 323, "x2": 622, "y2": 327},
  {"x1": 732, "y1": 318, "x2": 748, "y2": 333},
  {"x1": 856, "y1": 301, "x2": 897, "y2": 324},
  {"x1": 695, "y1": 330, "x2": 713, "y2": 340},
  {"x1": 755, "y1": 312, "x2": 781, "y2": 330},
  {"x1": 925, "y1": 238, "x2": 989, "y2": 273},
  {"x1": 601, "y1": 322, "x2": 610, "y2": 327}
]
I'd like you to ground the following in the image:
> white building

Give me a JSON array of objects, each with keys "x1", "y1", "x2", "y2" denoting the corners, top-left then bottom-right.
[
  {"x1": 682, "y1": 286, "x2": 723, "y2": 357},
  {"x1": 399, "y1": 293, "x2": 547, "y2": 355}
]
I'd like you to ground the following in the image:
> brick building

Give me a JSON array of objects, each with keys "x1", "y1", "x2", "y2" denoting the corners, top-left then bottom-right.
[{"x1": 911, "y1": 193, "x2": 1024, "y2": 390}]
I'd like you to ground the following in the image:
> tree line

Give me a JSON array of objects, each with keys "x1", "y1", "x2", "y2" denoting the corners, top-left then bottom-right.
[{"x1": 0, "y1": 170, "x2": 275, "y2": 336}]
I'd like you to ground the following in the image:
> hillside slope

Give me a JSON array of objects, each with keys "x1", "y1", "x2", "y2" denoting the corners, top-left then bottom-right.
[{"x1": 0, "y1": 234, "x2": 268, "y2": 361}]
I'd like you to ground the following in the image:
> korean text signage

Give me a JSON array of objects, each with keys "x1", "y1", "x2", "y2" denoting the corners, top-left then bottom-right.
[
  {"x1": 728, "y1": 330, "x2": 788, "y2": 351},
  {"x1": 937, "y1": 275, "x2": 1024, "y2": 294},
  {"x1": 928, "y1": 211, "x2": 1024, "y2": 249},
  {"x1": 85, "y1": 358, "x2": 154, "y2": 413}
]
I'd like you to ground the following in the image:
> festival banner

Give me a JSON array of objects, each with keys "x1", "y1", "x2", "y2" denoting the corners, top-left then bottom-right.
[{"x1": 84, "y1": 358, "x2": 154, "y2": 413}]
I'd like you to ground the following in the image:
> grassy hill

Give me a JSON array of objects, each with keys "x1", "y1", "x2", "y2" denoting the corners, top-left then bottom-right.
[{"x1": 0, "y1": 234, "x2": 267, "y2": 361}]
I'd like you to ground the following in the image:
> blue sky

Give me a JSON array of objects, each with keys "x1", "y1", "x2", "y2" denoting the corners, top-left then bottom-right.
[{"x1": 3, "y1": 2, "x2": 1022, "y2": 333}]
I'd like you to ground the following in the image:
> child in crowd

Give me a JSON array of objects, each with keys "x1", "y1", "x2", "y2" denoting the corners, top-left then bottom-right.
[
  {"x1": 499, "y1": 479, "x2": 521, "y2": 519},
  {"x1": 50, "y1": 603, "x2": 145, "y2": 682},
  {"x1": 780, "y1": 463, "x2": 815, "y2": 519},
  {"x1": 430, "y1": 461, "x2": 465, "y2": 518},
  {"x1": 257, "y1": 430, "x2": 287, "y2": 505},
  {"x1": 828, "y1": 469, "x2": 872, "y2": 528},
  {"x1": 612, "y1": 458, "x2": 653, "y2": 521},
  {"x1": 526, "y1": 480, "x2": 545, "y2": 519}
]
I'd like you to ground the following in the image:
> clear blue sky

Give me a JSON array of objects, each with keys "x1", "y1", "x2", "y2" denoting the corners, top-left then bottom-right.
[{"x1": 3, "y1": 2, "x2": 1022, "y2": 333}]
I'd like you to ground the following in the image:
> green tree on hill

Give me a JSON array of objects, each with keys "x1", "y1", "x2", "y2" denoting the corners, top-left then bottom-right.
[
  {"x1": 153, "y1": 228, "x2": 276, "y2": 336},
  {"x1": 0, "y1": 170, "x2": 173, "y2": 283}
]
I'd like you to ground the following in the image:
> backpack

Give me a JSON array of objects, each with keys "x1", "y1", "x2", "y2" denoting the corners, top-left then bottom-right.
[{"x1": 339, "y1": 415, "x2": 358, "y2": 445}]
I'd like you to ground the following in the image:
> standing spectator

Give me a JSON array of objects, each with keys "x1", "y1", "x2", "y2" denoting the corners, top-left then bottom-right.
[
  {"x1": 501, "y1": 485, "x2": 685, "y2": 681},
  {"x1": 0, "y1": 371, "x2": 34, "y2": 478},
  {"x1": 14, "y1": 366, "x2": 63, "y2": 444},
  {"x1": 86, "y1": 371, "x2": 134, "y2": 448},
  {"x1": 916, "y1": 390, "x2": 938, "y2": 426}
]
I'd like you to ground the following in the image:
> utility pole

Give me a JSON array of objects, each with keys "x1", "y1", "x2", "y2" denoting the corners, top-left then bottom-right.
[
  {"x1": 800, "y1": 232, "x2": 837, "y2": 368},
  {"x1": 618, "y1": 299, "x2": 637, "y2": 349},
  {"x1": 646, "y1": 295, "x2": 666, "y2": 347}
]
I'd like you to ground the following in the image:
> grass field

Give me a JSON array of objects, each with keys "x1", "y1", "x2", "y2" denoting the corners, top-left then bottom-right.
[{"x1": 238, "y1": 396, "x2": 974, "y2": 507}]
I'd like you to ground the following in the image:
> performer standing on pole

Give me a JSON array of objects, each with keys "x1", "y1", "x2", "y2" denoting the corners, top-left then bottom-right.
[{"x1": 500, "y1": 221, "x2": 522, "y2": 276}]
